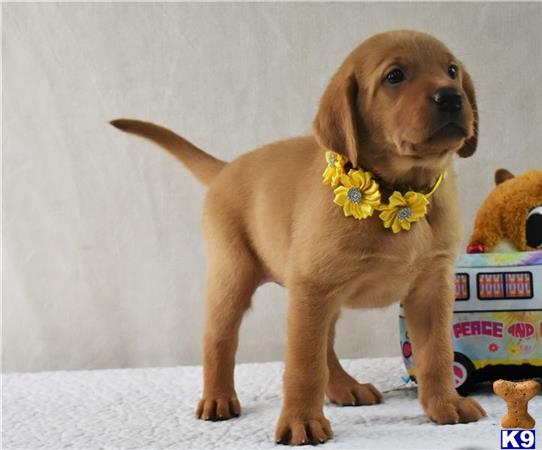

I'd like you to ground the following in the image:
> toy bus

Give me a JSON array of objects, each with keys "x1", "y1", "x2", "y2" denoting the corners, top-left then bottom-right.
[{"x1": 399, "y1": 251, "x2": 542, "y2": 394}]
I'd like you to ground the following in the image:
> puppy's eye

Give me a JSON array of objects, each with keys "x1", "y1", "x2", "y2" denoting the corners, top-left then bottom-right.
[
  {"x1": 448, "y1": 64, "x2": 459, "y2": 80},
  {"x1": 385, "y1": 69, "x2": 405, "y2": 84}
]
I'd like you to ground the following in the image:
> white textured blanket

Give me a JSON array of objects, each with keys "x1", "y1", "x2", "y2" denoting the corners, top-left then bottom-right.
[{"x1": 3, "y1": 357, "x2": 539, "y2": 449}]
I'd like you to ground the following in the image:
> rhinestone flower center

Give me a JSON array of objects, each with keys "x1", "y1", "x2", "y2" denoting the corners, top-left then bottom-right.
[
  {"x1": 327, "y1": 153, "x2": 335, "y2": 167},
  {"x1": 347, "y1": 187, "x2": 363, "y2": 204},
  {"x1": 397, "y1": 207, "x2": 412, "y2": 220}
]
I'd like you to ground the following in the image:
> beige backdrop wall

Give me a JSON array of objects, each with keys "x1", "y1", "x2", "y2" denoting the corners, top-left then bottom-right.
[{"x1": 3, "y1": 2, "x2": 541, "y2": 372}]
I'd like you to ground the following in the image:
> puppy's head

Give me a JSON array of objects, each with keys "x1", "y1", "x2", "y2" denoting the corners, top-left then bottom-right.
[{"x1": 314, "y1": 30, "x2": 478, "y2": 183}]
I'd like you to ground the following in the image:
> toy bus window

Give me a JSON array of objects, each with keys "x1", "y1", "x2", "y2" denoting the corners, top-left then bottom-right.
[
  {"x1": 477, "y1": 272, "x2": 534, "y2": 300},
  {"x1": 504, "y1": 272, "x2": 533, "y2": 299},
  {"x1": 477, "y1": 273, "x2": 505, "y2": 299},
  {"x1": 455, "y1": 273, "x2": 469, "y2": 301}
]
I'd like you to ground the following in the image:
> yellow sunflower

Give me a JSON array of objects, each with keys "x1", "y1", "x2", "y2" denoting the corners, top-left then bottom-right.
[
  {"x1": 322, "y1": 151, "x2": 347, "y2": 187},
  {"x1": 333, "y1": 169, "x2": 381, "y2": 219},
  {"x1": 379, "y1": 191, "x2": 429, "y2": 233}
]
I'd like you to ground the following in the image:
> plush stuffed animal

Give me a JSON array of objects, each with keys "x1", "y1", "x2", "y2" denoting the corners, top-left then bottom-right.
[{"x1": 467, "y1": 169, "x2": 542, "y2": 253}]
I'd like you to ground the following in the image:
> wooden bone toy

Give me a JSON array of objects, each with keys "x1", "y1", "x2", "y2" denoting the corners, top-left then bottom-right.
[{"x1": 493, "y1": 379, "x2": 540, "y2": 429}]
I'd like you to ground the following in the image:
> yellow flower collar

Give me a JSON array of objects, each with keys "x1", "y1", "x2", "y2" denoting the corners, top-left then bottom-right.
[{"x1": 322, "y1": 151, "x2": 445, "y2": 233}]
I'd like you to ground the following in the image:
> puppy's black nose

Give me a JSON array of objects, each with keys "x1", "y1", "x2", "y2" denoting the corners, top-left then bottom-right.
[{"x1": 431, "y1": 87, "x2": 463, "y2": 113}]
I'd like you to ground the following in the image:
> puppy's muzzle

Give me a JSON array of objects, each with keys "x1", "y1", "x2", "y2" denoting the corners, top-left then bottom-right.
[{"x1": 426, "y1": 86, "x2": 470, "y2": 140}]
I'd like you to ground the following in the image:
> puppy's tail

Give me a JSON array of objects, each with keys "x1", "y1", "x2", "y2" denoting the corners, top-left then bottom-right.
[{"x1": 110, "y1": 118, "x2": 226, "y2": 186}]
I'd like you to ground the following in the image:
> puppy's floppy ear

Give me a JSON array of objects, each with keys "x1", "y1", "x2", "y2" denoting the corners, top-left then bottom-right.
[
  {"x1": 457, "y1": 69, "x2": 478, "y2": 158},
  {"x1": 314, "y1": 69, "x2": 361, "y2": 168}
]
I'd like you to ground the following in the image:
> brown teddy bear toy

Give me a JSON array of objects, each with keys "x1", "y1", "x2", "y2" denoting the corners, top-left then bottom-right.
[{"x1": 467, "y1": 169, "x2": 542, "y2": 253}]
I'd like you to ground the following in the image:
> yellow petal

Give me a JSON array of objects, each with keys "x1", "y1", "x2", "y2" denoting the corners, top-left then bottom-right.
[
  {"x1": 350, "y1": 203, "x2": 363, "y2": 219},
  {"x1": 360, "y1": 203, "x2": 373, "y2": 217},
  {"x1": 410, "y1": 202, "x2": 427, "y2": 213},
  {"x1": 388, "y1": 192, "x2": 407, "y2": 208},
  {"x1": 340, "y1": 174, "x2": 353, "y2": 188},
  {"x1": 366, "y1": 202, "x2": 381, "y2": 212},
  {"x1": 348, "y1": 170, "x2": 364, "y2": 187},
  {"x1": 335, "y1": 153, "x2": 347, "y2": 168},
  {"x1": 333, "y1": 191, "x2": 348, "y2": 205},
  {"x1": 405, "y1": 192, "x2": 428, "y2": 208},
  {"x1": 322, "y1": 169, "x2": 332, "y2": 185},
  {"x1": 391, "y1": 217, "x2": 402, "y2": 233},
  {"x1": 414, "y1": 196, "x2": 429, "y2": 207},
  {"x1": 410, "y1": 209, "x2": 426, "y2": 220},
  {"x1": 364, "y1": 191, "x2": 381, "y2": 202},
  {"x1": 343, "y1": 201, "x2": 352, "y2": 217},
  {"x1": 364, "y1": 182, "x2": 379, "y2": 195},
  {"x1": 379, "y1": 209, "x2": 396, "y2": 222},
  {"x1": 355, "y1": 171, "x2": 366, "y2": 187}
]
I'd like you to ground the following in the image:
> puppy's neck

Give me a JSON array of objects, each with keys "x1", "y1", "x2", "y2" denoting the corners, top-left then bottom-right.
[{"x1": 357, "y1": 150, "x2": 452, "y2": 193}]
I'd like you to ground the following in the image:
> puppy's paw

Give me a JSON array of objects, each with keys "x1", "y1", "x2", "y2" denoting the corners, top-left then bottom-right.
[
  {"x1": 196, "y1": 394, "x2": 241, "y2": 421},
  {"x1": 275, "y1": 414, "x2": 333, "y2": 445},
  {"x1": 425, "y1": 395, "x2": 486, "y2": 424},
  {"x1": 327, "y1": 380, "x2": 382, "y2": 406}
]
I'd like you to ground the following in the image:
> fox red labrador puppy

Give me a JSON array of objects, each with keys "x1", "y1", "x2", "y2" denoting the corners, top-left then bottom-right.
[{"x1": 112, "y1": 30, "x2": 485, "y2": 445}]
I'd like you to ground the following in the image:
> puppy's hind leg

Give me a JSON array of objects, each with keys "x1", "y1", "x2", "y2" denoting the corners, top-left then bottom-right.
[
  {"x1": 196, "y1": 229, "x2": 261, "y2": 421},
  {"x1": 326, "y1": 313, "x2": 382, "y2": 406}
]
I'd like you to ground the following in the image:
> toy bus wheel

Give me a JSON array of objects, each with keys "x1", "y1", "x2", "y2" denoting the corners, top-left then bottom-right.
[{"x1": 453, "y1": 352, "x2": 476, "y2": 396}]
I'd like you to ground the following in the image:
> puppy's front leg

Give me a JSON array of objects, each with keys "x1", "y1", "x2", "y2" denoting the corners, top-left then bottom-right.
[
  {"x1": 404, "y1": 266, "x2": 486, "y2": 424},
  {"x1": 275, "y1": 285, "x2": 338, "y2": 445}
]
